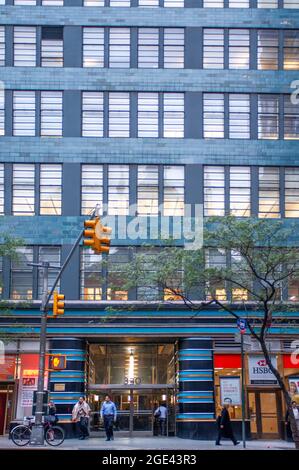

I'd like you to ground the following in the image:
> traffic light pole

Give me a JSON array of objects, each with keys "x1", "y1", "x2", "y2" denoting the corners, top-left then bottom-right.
[{"x1": 29, "y1": 209, "x2": 98, "y2": 446}]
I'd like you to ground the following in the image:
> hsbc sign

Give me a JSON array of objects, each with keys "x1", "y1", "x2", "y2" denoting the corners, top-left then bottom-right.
[{"x1": 248, "y1": 355, "x2": 278, "y2": 385}]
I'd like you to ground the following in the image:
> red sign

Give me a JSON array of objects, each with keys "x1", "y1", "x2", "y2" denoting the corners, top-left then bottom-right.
[
  {"x1": 0, "y1": 355, "x2": 16, "y2": 380},
  {"x1": 283, "y1": 355, "x2": 299, "y2": 369},
  {"x1": 214, "y1": 354, "x2": 241, "y2": 369}
]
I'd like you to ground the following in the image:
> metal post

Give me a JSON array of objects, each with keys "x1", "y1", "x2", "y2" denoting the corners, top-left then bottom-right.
[
  {"x1": 28, "y1": 207, "x2": 99, "y2": 446},
  {"x1": 29, "y1": 262, "x2": 49, "y2": 446},
  {"x1": 241, "y1": 333, "x2": 246, "y2": 449}
]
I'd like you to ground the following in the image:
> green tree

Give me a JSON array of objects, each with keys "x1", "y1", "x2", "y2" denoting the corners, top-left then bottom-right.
[{"x1": 121, "y1": 217, "x2": 299, "y2": 448}]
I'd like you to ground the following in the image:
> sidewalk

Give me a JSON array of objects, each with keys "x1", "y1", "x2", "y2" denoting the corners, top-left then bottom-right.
[{"x1": 0, "y1": 436, "x2": 295, "y2": 451}]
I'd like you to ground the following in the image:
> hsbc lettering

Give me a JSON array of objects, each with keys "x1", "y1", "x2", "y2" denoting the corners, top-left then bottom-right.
[{"x1": 249, "y1": 356, "x2": 278, "y2": 385}]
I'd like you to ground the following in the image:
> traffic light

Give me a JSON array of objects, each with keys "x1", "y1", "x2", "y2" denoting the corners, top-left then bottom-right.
[
  {"x1": 49, "y1": 354, "x2": 66, "y2": 370},
  {"x1": 95, "y1": 219, "x2": 112, "y2": 254},
  {"x1": 53, "y1": 291, "x2": 65, "y2": 317},
  {"x1": 83, "y1": 217, "x2": 112, "y2": 254}
]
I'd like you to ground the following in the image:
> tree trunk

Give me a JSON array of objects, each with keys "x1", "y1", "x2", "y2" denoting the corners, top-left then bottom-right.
[{"x1": 259, "y1": 339, "x2": 299, "y2": 450}]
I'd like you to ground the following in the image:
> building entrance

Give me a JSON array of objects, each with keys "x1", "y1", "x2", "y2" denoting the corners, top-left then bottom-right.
[
  {"x1": 89, "y1": 386, "x2": 176, "y2": 436},
  {"x1": 0, "y1": 383, "x2": 15, "y2": 435},
  {"x1": 248, "y1": 389, "x2": 282, "y2": 439}
]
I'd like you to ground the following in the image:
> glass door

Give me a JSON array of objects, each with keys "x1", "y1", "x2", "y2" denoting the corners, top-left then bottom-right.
[{"x1": 247, "y1": 390, "x2": 282, "y2": 439}]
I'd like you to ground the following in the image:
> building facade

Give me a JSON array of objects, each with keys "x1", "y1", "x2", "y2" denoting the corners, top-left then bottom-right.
[{"x1": 0, "y1": 0, "x2": 299, "y2": 440}]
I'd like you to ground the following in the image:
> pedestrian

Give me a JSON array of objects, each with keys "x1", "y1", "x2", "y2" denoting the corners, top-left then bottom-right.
[
  {"x1": 215, "y1": 399, "x2": 240, "y2": 446},
  {"x1": 72, "y1": 396, "x2": 91, "y2": 440},
  {"x1": 154, "y1": 402, "x2": 167, "y2": 436},
  {"x1": 44, "y1": 401, "x2": 58, "y2": 441},
  {"x1": 285, "y1": 400, "x2": 299, "y2": 437},
  {"x1": 100, "y1": 395, "x2": 117, "y2": 442}
]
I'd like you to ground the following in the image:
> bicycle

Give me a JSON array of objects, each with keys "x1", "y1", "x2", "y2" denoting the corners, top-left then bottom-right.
[{"x1": 10, "y1": 416, "x2": 65, "y2": 447}]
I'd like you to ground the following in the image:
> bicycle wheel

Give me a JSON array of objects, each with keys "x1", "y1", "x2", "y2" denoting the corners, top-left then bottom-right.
[
  {"x1": 45, "y1": 425, "x2": 65, "y2": 446},
  {"x1": 10, "y1": 425, "x2": 31, "y2": 446}
]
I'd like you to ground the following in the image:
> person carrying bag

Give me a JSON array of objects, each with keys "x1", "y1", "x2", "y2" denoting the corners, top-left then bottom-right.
[{"x1": 72, "y1": 396, "x2": 91, "y2": 440}]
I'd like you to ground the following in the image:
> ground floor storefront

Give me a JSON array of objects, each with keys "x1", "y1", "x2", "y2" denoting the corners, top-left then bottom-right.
[{"x1": 1, "y1": 336, "x2": 299, "y2": 441}]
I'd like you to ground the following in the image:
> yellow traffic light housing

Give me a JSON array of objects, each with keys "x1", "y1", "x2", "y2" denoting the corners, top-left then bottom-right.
[
  {"x1": 95, "y1": 220, "x2": 112, "y2": 254},
  {"x1": 83, "y1": 217, "x2": 112, "y2": 254},
  {"x1": 53, "y1": 291, "x2": 65, "y2": 317}
]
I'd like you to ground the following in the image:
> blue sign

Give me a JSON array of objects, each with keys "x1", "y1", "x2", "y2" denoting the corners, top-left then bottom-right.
[{"x1": 237, "y1": 318, "x2": 247, "y2": 332}]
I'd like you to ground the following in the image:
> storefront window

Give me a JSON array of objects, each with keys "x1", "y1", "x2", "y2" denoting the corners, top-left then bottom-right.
[
  {"x1": 89, "y1": 344, "x2": 175, "y2": 385},
  {"x1": 214, "y1": 355, "x2": 243, "y2": 419}
]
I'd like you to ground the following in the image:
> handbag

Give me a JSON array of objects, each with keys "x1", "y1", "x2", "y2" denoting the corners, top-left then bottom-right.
[{"x1": 155, "y1": 408, "x2": 161, "y2": 418}]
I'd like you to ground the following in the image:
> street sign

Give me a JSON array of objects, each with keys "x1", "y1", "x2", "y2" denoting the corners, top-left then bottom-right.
[{"x1": 237, "y1": 318, "x2": 247, "y2": 334}]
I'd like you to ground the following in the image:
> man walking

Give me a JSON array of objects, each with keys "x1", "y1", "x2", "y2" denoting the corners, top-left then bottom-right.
[
  {"x1": 72, "y1": 396, "x2": 91, "y2": 440},
  {"x1": 154, "y1": 402, "x2": 168, "y2": 436},
  {"x1": 100, "y1": 395, "x2": 117, "y2": 441},
  {"x1": 215, "y1": 399, "x2": 240, "y2": 446}
]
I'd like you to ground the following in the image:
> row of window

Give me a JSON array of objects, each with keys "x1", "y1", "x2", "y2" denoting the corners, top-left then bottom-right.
[
  {"x1": 1, "y1": 27, "x2": 298, "y2": 70},
  {"x1": 3, "y1": 245, "x2": 299, "y2": 302},
  {"x1": 1, "y1": 91, "x2": 298, "y2": 140},
  {"x1": 1, "y1": 0, "x2": 299, "y2": 7},
  {"x1": 0, "y1": 163, "x2": 185, "y2": 216},
  {"x1": 2, "y1": 163, "x2": 299, "y2": 218}
]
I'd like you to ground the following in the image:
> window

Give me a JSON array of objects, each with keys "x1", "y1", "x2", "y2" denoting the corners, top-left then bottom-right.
[
  {"x1": 164, "y1": 0, "x2": 184, "y2": 6},
  {"x1": 285, "y1": 168, "x2": 299, "y2": 218},
  {"x1": 14, "y1": 0, "x2": 37, "y2": 4},
  {"x1": 0, "y1": 88, "x2": 4, "y2": 136},
  {"x1": 84, "y1": 0, "x2": 104, "y2": 5},
  {"x1": 258, "y1": 94, "x2": 279, "y2": 140},
  {"x1": 203, "y1": 0, "x2": 223, "y2": 6},
  {"x1": 164, "y1": 29, "x2": 184, "y2": 69},
  {"x1": 10, "y1": 247, "x2": 33, "y2": 300},
  {"x1": 258, "y1": 0, "x2": 278, "y2": 5},
  {"x1": 38, "y1": 247, "x2": 61, "y2": 297},
  {"x1": 81, "y1": 164, "x2": 103, "y2": 215},
  {"x1": 107, "y1": 247, "x2": 129, "y2": 301},
  {"x1": 0, "y1": 164, "x2": 4, "y2": 215},
  {"x1": 137, "y1": 93, "x2": 159, "y2": 137},
  {"x1": 41, "y1": 27, "x2": 63, "y2": 67},
  {"x1": 136, "y1": 247, "x2": 160, "y2": 301},
  {"x1": 12, "y1": 164, "x2": 35, "y2": 216},
  {"x1": 203, "y1": 29, "x2": 224, "y2": 69},
  {"x1": 13, "y1": 91, "x2": 36, "y2": 137},
  {"x1": 108, "y1": 92, "x2": 130, "y2": 137},
  {"x1": 230, "y1": 167, "x2": 251, "y2": 217},
  {"x1": 229, "y1": 0, "x2": 249, "y2": 5},
  {"x1": 284, "y1": 31, "x2": 299, "y2": 70},
  {"x1": 139, "y1": 0, "x2": 159, "y2": 6},
  {"x1": 229, "y1": 94, "x2": 250, "y2": 139},
  {"x1": 80, "y1": 248, "x2": 103, "y2": 300},
  {"x1": 205, "y1": 248, "x2": 227, "y2": 301},
  {"x1": 284, "y1": 95, "x2": 299, "y2": 140},
  {"x1": 258, "y1": 167, "x2": 280, "y2": 218},
  {"x1": 163, "y1": 93, "x2": 184, "y2": 138},
  {"x1": 108, "y1": 165, "x2": 129, "y2": 215},
  {"x1": 229, "y1": 29, "x2": 249, "y2": 69},
  {"x1": 204, "y1": 93, "x2": 224, "y2": 139},
  {"x1": 257, "y1": 30, "x2": 279, "y2": 70},
  {"x1": 42, "y1": 0, "x2": 64, "y2": 5},
  {"x1": 284, "y1": 0, "x2": 299, "y2": 7},
  {"x1": 0, "y1": 27, "x2": 5, "y2": 67},
  {"x1": 82, "y1": 92, "x2": 104, "y2": 137},
  {"x1": 40, "y1": 164, "x2": 62, "y2": 215},
  {"x1": 110, "y1": 0, "x2": 130, "y2": 5},
  {"x1": 109, "y1": 28, "x2": 130, "y2": 68},
  {"x1": 163, "y1": 166, "x2": 184, "y2": 216},
  {"x1": 138, "y1": 28, "x2": 159, "y2": 68},
  {"x1": 40, "y1": 91, "x2": 63, "y2": 137},
  {"x1": 83, "y1": 28, "x2": 104, "y2": 68},
  {"x1": 204, "y1": 166, "x2": 225, "y2": 217},
  {"x1": 13, "y1": 27, "x2": 36, "y2": 67},
  {"x1": 137, "y1": 165, "x2": 159, "y2": 215}
]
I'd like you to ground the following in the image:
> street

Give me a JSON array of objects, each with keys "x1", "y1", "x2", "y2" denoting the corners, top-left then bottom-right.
[{"x1": 0, "y1": 436, "x2": 295, "y2": 451}]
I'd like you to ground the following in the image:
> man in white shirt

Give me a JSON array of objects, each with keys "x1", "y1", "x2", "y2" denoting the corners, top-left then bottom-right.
[{"x1": 154, "y1": 402, "x2": 167, "y2": 436}]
